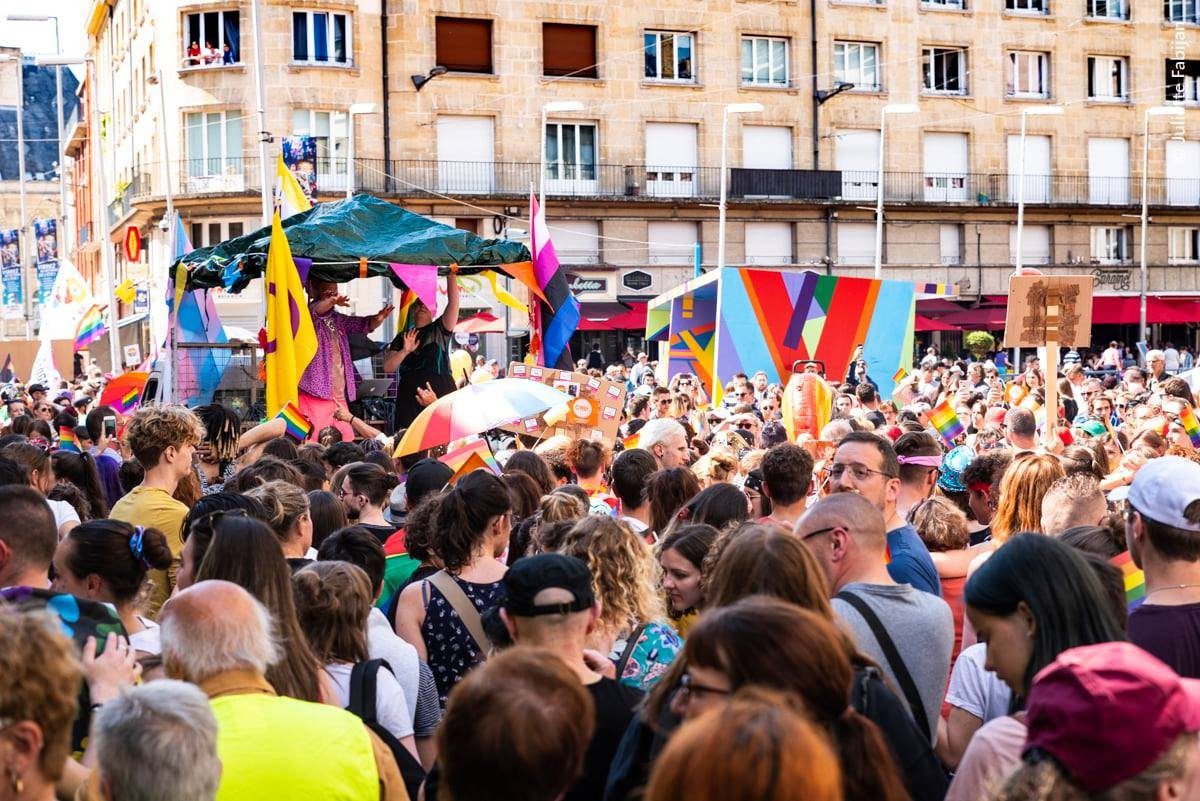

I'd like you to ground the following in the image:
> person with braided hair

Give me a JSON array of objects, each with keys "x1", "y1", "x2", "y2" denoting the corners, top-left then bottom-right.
[{"x1": 49, "y1": 519, "x2": 173, "y2": 655}]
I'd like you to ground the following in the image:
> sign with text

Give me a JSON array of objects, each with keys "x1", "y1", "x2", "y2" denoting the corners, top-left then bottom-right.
[
  {"x1": 33, "y1": 218, "x2": 59, "y2": 305},
  {"x1": 1003, "y1": 275, "x2": 1094, "y2": 349},
  {"x1": 503, "y1": 363, "x2": 626, "y2": 445},
  {"x1": 1, "y1": 228, "x2": 21, "y2": 311}
]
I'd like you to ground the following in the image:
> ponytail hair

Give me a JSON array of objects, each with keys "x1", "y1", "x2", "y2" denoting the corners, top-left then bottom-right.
[
  {"x1": 344, "y1": 463, "x2": 400, "y2": 508},
  {"x1": 245, "y1": 480, "x2": 311, "y2": 543},
  {"x1": 63, "y1": 519, "x2": 173, "y2": 603},
  {"x1": 52, "y1": 450, "x2": 110, "y2": 518},
  {"x1": 431, "y1": 469, "x2": 511, "y2": 573}
]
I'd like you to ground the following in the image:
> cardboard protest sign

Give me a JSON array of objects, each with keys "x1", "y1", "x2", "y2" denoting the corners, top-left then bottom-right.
[{"x1": 505, "y1": 363, "x2": 626, "y2": 445}]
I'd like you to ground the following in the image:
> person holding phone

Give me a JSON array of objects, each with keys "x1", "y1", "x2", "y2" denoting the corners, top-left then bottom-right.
[{"x1": 84, "y1": 405, "x2": 126, "y2": 508}]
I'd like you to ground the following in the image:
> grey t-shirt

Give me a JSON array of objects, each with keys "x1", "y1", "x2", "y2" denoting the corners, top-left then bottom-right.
[{"x1": 833, "y1": 581, "x2": 954, "y2": 743}]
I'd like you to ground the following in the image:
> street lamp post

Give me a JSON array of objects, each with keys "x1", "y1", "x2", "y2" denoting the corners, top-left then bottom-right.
[
  {"x1": 0, "y1": 54, "x2": 31, "y2": 338},
  {"x1": 874, "y1": 104, "x2": 917, "y2": 280},
  {"x1": 1141, "y1": 106, "x2": 1185, "y2": 345},
  {"x1": 719, "y1": 103, "x2": 763, "y2": 271},
  {"x1": 539, "y1": 101, "x2": 585, "y2": 208},
  {"x1": 346, "y1": 102, "x2": 380, "y2": 199}
]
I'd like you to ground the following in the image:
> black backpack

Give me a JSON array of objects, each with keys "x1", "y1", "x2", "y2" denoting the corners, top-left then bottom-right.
[{"x1": 347, "y1": 659, "x2": 426, "y2": 801}]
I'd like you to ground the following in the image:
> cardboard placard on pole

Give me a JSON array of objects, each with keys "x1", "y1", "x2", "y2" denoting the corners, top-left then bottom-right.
[
  {"x1": 1003, "y1": 275, "x2": 1094, "y2": 445},
  {"x1": 504, "y1": 362, "x2": 626, "y2": 446}
]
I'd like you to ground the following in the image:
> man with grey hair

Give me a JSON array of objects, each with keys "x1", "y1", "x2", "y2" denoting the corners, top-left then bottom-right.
[
  {"x1": 637, "y1": 417, "x2": 689, "y2": 469},
  {"x1": 92, "y1": 680, "x2": 221, "y2": 801},
  {"x1": 1003, "y1": 407, "x2": 1037, "y2": 452},
  {"x1": 160, "y1": 580, "x2": 407, "y2": 800},
  {"x1": 1042, "y1": 473, "x2": 1108, "y2": 535}
]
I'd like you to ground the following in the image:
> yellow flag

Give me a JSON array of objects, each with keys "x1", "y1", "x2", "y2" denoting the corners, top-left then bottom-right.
[
  {"x1": 115, "y1": 278, "x2": 136, "y2": 305},
  {"x1": 275, "y1": 154, "x2": 313, "y2": 220},
  {"x1": 264, "y1": 212, "x2": 317, "y2": 416},
  {"x1": 484, "y1": 270, "x2": 527, "y2": 313}
]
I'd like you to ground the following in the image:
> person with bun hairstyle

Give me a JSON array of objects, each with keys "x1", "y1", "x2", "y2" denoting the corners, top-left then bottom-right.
[
  {"x1": 50, "y1": 519, "x2": 173, "y2": 654},
  {"x1": 293, "y1": 560, "x2": 419, "y2": 759},
  {"x1": 394, "y1": 469, "x2": 510, "y2": 707},
  {"x1": 339, "y1": 462, "x2": 401, "y2": 544},
  {"x1": 245, "y1": 480, "x2": 315, "y2": 570}
]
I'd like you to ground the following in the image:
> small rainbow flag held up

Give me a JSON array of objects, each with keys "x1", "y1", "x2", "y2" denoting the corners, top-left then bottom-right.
[
  {"x1": 622, "y1": 432, "x2": 641, "y2": 450},
  {"x1": 1112, "y1": 550, "x2": 1146, "y2": 611},
  {"x1": 276, "y1": 401, "x2": 313, "y2": 443},
  {"x1": 57, "y1": 426, "x2": 80, "y2": 453},
  {"x1": 395, "y1": 288, "x2": 418, "y2": 332},
  {"x1": 1179, "y1": 404, "x2": 1200, "y2": 448},
  {"x1": 74, "y1": 305, "x2": 107, "y2": 351},
  {"x1": 929, "y1": 399, "x2": 964, "y2": 446},
  {"x1": 892, "y1": 367, "x2": 908, "y2": 384},
  {"x1": 99, "y1": 372, "x2": 148, "y2": 415}
]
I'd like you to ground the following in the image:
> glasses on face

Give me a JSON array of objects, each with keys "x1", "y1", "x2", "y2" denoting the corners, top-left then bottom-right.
[
  {"x1": 678, "y1": 671, "x2": 733, "y2": 701},
  {"x1": 800, "y1": 525, "x2": 840, "y2": 542},
  {"x1": 657, "y1": 398, "x2": 671, "y2": 406},
  {"x1": 828, "y1": 463, "x2": 895, "y2": 482},
  {"x1": 189, "y1": 508, "x2": 248, "y2": 539}
]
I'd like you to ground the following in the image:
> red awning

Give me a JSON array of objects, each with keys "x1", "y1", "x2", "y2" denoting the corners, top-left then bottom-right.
[
  {"x1": 1092, "y1": 296, "x2": 1200, "y2": 325},
  {"x1": 577, "y1": 301, "x2": 648, "y2": 331},
  {"x1": 937, "y1": 306, "x2": 1009, "y2": 329},
  {"x1": 915, "y1": 314, "x2": 960, "y2": 332}
]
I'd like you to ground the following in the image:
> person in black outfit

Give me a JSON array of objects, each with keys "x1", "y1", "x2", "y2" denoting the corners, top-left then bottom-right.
[
  {"x1": 384, "y1": 274, "x2": 460, "y2": 431},
  {"x1": 587, "y1": 343, "x2": 606, "y2": 372}
]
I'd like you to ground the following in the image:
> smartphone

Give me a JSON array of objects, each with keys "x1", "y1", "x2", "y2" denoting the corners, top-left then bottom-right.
[{"x1": 103, "y1": 415, "x2": 117, "y2": 439}]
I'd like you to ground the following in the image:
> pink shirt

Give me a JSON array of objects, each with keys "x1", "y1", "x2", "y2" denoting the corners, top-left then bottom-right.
[
  {"x1": 299, "y1": 308, "x2": 371, "y2": 402},
  {"x1": 945, "y1": 714, "x2": 1026, "y2": 801}
]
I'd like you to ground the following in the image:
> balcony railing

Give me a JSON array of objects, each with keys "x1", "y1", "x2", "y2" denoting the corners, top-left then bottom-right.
[{"x1": 121, "y1": 157, "x2": 1200, "y2": 211}]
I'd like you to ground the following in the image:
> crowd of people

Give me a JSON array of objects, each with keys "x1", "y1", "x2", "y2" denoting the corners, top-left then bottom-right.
[{"x1": 3, "y1": 336, "x2": 1200, "y2": 801}]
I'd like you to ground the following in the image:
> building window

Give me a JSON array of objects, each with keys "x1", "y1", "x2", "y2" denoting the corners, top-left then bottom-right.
[
  {"x1": 1007, "y1": 51, "x2": 1050, "y2": 98},
  {"x1": 1088, "y1": 137, "x2": 1130, "y2": 204},
  {"x1": 745, "y1": 222, "x2": 793, "y2": 265},
  {"x1": 1165, "y1": 0, "x2": 1200, "y2": 23},
  {"x1": 838, "y1": 223, "x2": 876, "y2": 265},
  {"x1": 1088, "y1": 56, "x2": 1128, "y2": 101},
  {"x1": 1087, "y1": 0, "x2": 1128, "y2": 19},
  {"x1": 1166, "y1": 140, "x2": 1200, "y2": 206},
  {"x1": 648, "y1": 221, "x2": 698, "y2": 265},
  {"x1": 184, "y1": 111, "x2": 242, "y2": 178},
  {"x1": 835, "y1": 129, "x2": 881, "y2": 200},
  {"x1": 1167, "y1": 60, "x2": 1200, "y2": 104},
  {"x1": 182, "y1": 10, "x2": 240, "y2": 67},
  {"x1": 1009, "y1": 224, "x2": 1052, "y2": 265},
  {"x1": 644, "y1": 31, "x2": 694, "y2": 82},
  {"x1": 1007, "y1": 0, "x2": 1048, "y2": 12},
  {"x1": 940, "y1": 224, "x2": 962, "y2": 265},
  {"x1": 834, "y1": 41, "x2": 880, "y2": 91},
  {"x1": 1091, "y1": 226, "x2": 1130, "y2": 263},
  {"x1": 544, "y1": 122, "x2": 598, "y2": 195},
  {"x1": 645, "y1": 122, "x2": 698, "y2": 197},
  {"x1": 292, "y1": 110, "x2": 349, "y2": 187},
  {"x1": 552, "y1": 221, "x2": 601, "y2": 265},
  {"x1": 922, "y1": 47, "x2": 968, "y2": 94},
  {"x1": 741, "y1": 36, "x2": 788, "y2": 87},
  {"x1": 190, "y1": 219, "x2": 247, "y2": 248},
  {"x1": 434, "y1": 17, "x2": 492, "y2": 74},
  {"x1": 1169, "y1": 227, "x2": 1200, "y2": 263},
  {"x1": 291, "y1": 11, "x2": 350, "y2": 65},
  {"x1": 923, "y1": 132, "x2": 969, "y2": 202},
  {"x1": 543, "y1": 24, "x2": 598, "y2": 79},
  {"x1": 923, "y1": 0, "x2": 966, "y2": 8}
]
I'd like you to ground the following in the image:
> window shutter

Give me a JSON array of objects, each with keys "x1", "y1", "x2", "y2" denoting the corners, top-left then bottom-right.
[
  {"x1": 435, "y1": 18, "x2": 493, "y2": 73},
  {"x1": 543, "y1": 24, "x2": 598, "y2": 78}
]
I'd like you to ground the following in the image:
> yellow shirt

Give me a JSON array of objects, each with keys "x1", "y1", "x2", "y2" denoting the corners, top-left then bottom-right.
[{"x1": 109, "y1": 485, "x2": 187, "y2": 616}]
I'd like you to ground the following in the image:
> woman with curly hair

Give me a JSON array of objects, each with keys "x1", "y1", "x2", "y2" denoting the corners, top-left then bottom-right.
[{"x1": 557, "y1": 515, "x2": 681, "y2": 691}]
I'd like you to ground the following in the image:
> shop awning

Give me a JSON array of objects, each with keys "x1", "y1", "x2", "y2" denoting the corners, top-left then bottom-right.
[
  {"x1": 915, "y1": 314, "x2": 960, "y2": 332},
  {"x1": 937, "y1": 306, "x2": 1009, "y2": 329},
  {"x1": 1092, "y1": 296, "x2": 1200, "y2": 325},
  {"x1": 577, "y1": 301, "x2": 648, "y2": 331}
]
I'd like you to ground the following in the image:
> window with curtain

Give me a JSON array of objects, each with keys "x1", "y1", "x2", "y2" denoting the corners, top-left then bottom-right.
[
  {"x1": 292, "y1": 110, "x2": 349, "y2": 175},
  {"x1": 184, "y1": 111, "x2": 242, "y2": 176},
  {"x1": 1169, "y1": 227, "x2": 1199, "y2": 263},
  {"x1": 1088, "y1": 0, "x2": 1128, "y2": 19},
  {"x1": 1007, "y1": 51, "x2": 1049, "y2": 98},
  {"x1": 543, "y1": 24, "x2": 598, "y2": 78},
  {"x1": 1087, "y1": 56, "x2": 1128, "y2": 101},
  {"x1": 1166, "y1": 59, "x2": 1200, "y2": 104},
  {"x1": 545, "y1": 122, "x2": 597, "y2": 181},
  {"x1": 183, "y1": 10, "x2": 240, "y2": 66},
  {"x1": 292, "y1": 11, "x2": 351, "y2": 65},
  {"x1": 922, "y1": 47, "x2": 967, "y2": 94}
]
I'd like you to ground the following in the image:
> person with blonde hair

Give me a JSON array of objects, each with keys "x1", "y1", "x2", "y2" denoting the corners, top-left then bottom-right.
[
  {"x1": 109, "y1": 404, "x2": 205, "y2": 613},
  {"x1": 556, "y1": 515, "x2": 681, "y2": 691},
  {"x1": 690, "y1": 451, "x2": 739, "y2": 488},
  {"x1": 245, "y1": 480, "x2": 314, "y2": 567},
  {"x1": 645, "y1": 688, "x2": 842, "y2": 801},
  {"x1": 991, "y1": 453, "x2": 1065, "y2": 541}
]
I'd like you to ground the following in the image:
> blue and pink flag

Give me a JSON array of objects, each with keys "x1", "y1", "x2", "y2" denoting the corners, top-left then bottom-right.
[
  {"x1": 170, "y1": 215, "x2": 229, "y2": 406},
  {"x1": 529, "y1": 193, "x2": 580, "y2": 370}
]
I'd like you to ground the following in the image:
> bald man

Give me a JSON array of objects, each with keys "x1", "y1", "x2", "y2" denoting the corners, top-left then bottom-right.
[
  {"x1": 796, "y1": 494, "x2": 952, "y2": 745},
  {"x1": 159, "y1": 581, "x2": 408, "y2": 801}
]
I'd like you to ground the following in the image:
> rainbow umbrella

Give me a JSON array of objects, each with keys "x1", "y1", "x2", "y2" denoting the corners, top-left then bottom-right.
[
  {"x1": 393, "y1": 378, "x2": 571, "y2": 457},
  {"x1": 98, "y1": 371, "x2": 149, "y2": 415}
]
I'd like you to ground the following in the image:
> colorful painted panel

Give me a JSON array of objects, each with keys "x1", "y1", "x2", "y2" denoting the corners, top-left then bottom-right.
[{"x1": 667, "y1": 287, "x2": 717, "y2": 391}]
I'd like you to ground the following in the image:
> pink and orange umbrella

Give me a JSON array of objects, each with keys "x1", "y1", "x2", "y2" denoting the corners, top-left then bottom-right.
[{"x1": 393, "y1": 378, "x2": 571, "y2": 457}]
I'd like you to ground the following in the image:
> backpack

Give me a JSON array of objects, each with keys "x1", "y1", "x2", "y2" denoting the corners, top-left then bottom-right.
[{"x1": 347, "y1": 659, "x2": 426, "y2": 801}]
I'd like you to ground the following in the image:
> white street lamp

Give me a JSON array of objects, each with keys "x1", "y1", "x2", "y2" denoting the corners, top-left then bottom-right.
[
  {"x1": 718, "y1": 102, "x2": 763, "y2": 271},
  {"x1": 1140, "y1": 106, "x2": 1185, "y2": 344},
  {"x1": 347, "y1": 102, "x2": 380, "y2": 199},
  {"x1": 539, "y1": 101, "x2": 585, "y2": 207},
  {"x1": 874, "y1": 103, "x2": 917, "y2": 280}
]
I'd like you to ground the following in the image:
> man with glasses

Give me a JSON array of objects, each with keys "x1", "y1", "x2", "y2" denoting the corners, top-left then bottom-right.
[
  {"x1": 1146, "y1": 350, "x2": 1168, "y2": 388},
  {"x1": 827, "y1": 431, "x2": 941, "y2": 597},
  {"x1": 796, "y1": 492, "x2": 952, "y2": 743},
  {"x1": 649, "y1": 386, "x2": 673, "y2": 419}
]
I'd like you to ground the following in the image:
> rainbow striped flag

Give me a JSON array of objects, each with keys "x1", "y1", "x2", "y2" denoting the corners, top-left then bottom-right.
[
  {"x1": 892, "y1": 367, "x2": 908, "y2": 385},
  {"x1": 1180, "y1": 404, "x2": 1200, "y2": 448},
  {"x1": 395, "y1": 288, "x2": 418, "y2": 331},
  {"x1": 57, "y1": 426, "x2": 80, "y2": 453},
  {"x1": 74, "y1": 305, "x2": 107, "y2": 351},
  {"x1": 622, "y1": 432, "x2": 640, "y2": 450},
  {"x1": 275, "y1": 401, "x2": 313, "y2": 443},
  {"x1": 929, "y1": 399, "x2": 964, "y2": 446},
  {"x1": 1112, "y1": 550, "x2": 1146, "y2": 611}
]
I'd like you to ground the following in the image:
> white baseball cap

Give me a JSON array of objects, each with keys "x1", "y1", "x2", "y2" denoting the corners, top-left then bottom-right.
[{"x1": 1112, "y1": 456, "x2": 1200, "y2": 532}]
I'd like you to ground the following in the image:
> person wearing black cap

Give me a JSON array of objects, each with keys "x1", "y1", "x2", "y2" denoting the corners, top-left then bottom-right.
[
  {"x1": 381, "y1": 458, "x2": 455, "y2": 595},
  {"x1": 500, "y1": 554, "x2": 643, "y2": 801},
  {"x1": 26, "y1": 383, "x2": 47, "y2": 405}
]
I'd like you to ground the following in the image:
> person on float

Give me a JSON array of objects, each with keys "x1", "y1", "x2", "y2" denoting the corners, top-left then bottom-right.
[{"x1": 385, "y1": 273, "x2": 460, "y2": 431}]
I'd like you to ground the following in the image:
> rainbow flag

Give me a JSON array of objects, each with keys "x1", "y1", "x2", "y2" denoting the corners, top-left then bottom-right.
[
  {"x1": 276, "y1": 401, "x2": 313, "y2": 443},
  {"x1": 622, "y1": 432, "x2": 640, "y2": 450},
  {"x1": 1112, "y1": 550, "x2": 1146, "y2": 611},
  {"x1": 892, "y1": 367, "x2": 908, "y2": 385},
  {"x1": 396, "y1": 288, "x2": 417, "y2": 331},
  {"x1": 74, "y1": 305, "x2": 107, "y2": 351},
  {"x1": 1180, "y1": 404, "x2": 1200, "y2": 448},
  {"x1": 929, "y1": 399, "x2": 964, "y2": 446},
  {"x1": 57, "y1": 426, "x2": 80, "y2": 453},
  {"x1": 100, "y1": 372, "x2": 148, "y2": 415}
]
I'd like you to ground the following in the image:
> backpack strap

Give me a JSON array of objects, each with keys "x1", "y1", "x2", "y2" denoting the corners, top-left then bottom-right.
[
  {"x1": 614, "y1": 623, "x2": 647, "y2": 681},
  {"x1": 836, "y1": 590, "x2": 931, "y2": 742},
  {"x1": 427, "y1": 570, "x2": 490, "y2": 656},
  {"x1": 347, "y1": 659, "x2": 383, "y2": 725}
]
